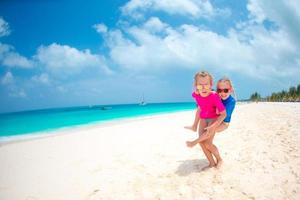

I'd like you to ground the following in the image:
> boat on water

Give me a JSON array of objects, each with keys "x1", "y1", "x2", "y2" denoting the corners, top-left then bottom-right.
[
  {"x1": 139, "y1": 94, "x2": 147, "y2": 106},
  {"x1": 100, "y1": 106, "x2": 112, "y2": 110}
]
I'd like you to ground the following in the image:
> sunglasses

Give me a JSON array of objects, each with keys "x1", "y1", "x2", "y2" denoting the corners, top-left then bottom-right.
[
  {"x1": 196, "y1": 84, "x2": 210, "y2": 90},
  {"x1": 217, "y1": 88, "x2": 230, "y2": 93}
]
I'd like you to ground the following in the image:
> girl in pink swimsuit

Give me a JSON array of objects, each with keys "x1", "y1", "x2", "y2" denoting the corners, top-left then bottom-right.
[{"x1": 188, "y1": 71, "x2": 227, "y2": 169}]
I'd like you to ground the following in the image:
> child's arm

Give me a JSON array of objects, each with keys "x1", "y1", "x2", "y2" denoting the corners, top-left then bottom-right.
[
  {"x1": 195, "y1": 106, "x2": 201, "y2": 119},
  {"x1": 205, "y1": 110, "x2": 226, "y2": 132},
  {"x1": 206, "y1": 94, "x2": 227, "y2": 132},
  {"x1": 197, "y1": 106, "x2": 201, "y2": 114}
]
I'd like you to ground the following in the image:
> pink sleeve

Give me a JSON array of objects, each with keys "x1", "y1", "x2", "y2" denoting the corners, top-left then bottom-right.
[
  {"x1": 214, "y1": 94, "x2": 225, "y2": 112},
  {"x1": 192, "y1": 92, "x2": 197, "y2": 98}
]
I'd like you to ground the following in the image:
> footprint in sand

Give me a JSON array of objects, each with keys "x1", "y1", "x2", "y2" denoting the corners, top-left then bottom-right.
[
  {"x1": 292, "y1": 154, "x2": 300, "y2": 158},
  {"x1": 212, "y1": 174, "x2": 223, "y2": 184},
  {"x1": 284, "y1": 156, "x2": 289, "y2": 162},
  {"x1": 289, "y1": 167, "x2": 299, "y2": 178},
  {"x1": 86, "y1": 189, "x2": 101, "y2": 200}
]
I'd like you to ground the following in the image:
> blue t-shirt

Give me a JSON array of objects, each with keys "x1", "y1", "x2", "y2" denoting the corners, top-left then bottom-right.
[{"x1": 222, "y1": 95, "x2": 236, "y2": 123}]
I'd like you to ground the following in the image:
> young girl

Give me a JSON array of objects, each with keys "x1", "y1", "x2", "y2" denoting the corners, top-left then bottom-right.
[
  {"x1": 189, "y1": 71, "x2": 227, "y2": 168},
  {"x1": 186, "y1": 77, "x2": 236, "y2": 148}
]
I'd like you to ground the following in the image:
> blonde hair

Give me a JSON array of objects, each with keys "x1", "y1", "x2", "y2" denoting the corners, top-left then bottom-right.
[
  {"x1": 194, "y1": 71, "x2": 213, "y2": 86},
  {"x1": 217, "y1": 77, "x2": 237, "y2": 100}
]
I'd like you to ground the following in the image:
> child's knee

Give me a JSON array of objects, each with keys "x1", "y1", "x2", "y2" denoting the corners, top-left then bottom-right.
[
  {"x1": 204, "y1": 142, "x2": 213, "y2": 150},
  {"x1": 199, "y1": 142, "x2": 205, "y2": 148}
]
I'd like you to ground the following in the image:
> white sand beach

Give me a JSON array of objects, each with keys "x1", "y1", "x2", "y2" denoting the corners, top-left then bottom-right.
[{"x1": 0, "y1": 102, "x2": 300, "y2": 200}]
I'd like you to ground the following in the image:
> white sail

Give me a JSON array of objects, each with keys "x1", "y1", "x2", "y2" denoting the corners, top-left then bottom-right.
[{"x1": 139, "y1": 93, "x2": 147, "y2": 106}]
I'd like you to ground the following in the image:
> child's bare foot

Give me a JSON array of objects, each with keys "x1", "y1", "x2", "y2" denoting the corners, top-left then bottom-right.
[
  {"x1": 216, "y1": 159, "x2": 223, "y2": 169},
  {"x1": 186, "y1": 141, "x2": 196, "y2": 148},
  {"x1": 202, "y1": 163, "x2": 216, "y2": 170},
  {"x1": 184, "y1": 126, "x2": 197, "y2": 132}
]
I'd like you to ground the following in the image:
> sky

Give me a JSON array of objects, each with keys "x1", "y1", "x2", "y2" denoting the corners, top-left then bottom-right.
[{"x1": 0, "y1": 0, "x2": 299, "y2": 113}]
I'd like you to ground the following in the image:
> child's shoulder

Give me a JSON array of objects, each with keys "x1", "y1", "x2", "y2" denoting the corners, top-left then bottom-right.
[
  {"x1": 229, "y1": 95, "x2": 237, "y2": 104},
  {"x1": 211, "y1": 91, "x2": 217, "y2": 95},
  {"x1": 210, "y1": 91, "x2": 219, "y2": 98},
  {"x1": 226, "y1": 95, "x2": 236, "y2": 101},
  {"x1": 192, "y1": 91, "x2": 200, "y2": 96}
]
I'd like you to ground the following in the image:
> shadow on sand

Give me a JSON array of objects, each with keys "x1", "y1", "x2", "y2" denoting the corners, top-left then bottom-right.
[{"x1": 175, "y1": 159, "x2": 209, "y2": 176}]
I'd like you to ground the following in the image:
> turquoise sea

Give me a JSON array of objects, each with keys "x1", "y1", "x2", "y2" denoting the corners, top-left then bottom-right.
[{"x1": 0, "y1": 102, "x2": 196, "y2": 140}]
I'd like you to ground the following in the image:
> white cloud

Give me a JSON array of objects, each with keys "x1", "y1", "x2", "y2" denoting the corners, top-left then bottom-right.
[
  {"x1": 105, "y1": 0, "x2": 297, "y2": 81},
  {"x1": 1, "y1": 71, "x2": 27, "y2": 99},
  {"x1": 247, "y1": 0, "x2": 300, "y2": 44},
  {"x1": 0, "y1": 43, "x2": 11, "y2": 59},
  {"x1": 93, "y1": 23, "x2": 108, "y2": 34},
  {"x1": 0, "y1": 43, "x2": 34, "y2": 68},
  {"x1": 247, "y1": 1, "x2": 266, "y2": 23},
  {"x1": 2, "y1": 52, "x2": 34, "y2": 68},
  {"x1": 31, "y1": 73, "x2": 50, "y2": 85},
  {"x1": 1, "y1": 71, "x2": 14, "y2": 85},
  {"x1": 100, "y1": 14, "x2": 300, "y2": 79},
  {"x1": 121, "y1": 0, "x2": 226, "y2": 19},
  {"x1": 0, "y1": 17, "x2": 10, "y2": 37},
  {"x1": 243, "y1": 0, "x2": 300, "y2": 78},
  {"x1": 56, "y1": 85, "x2": 67, "y2": 93},
  {"x1": 35, "y1": 43, "x2": 112, "y2": 76},
  {"x1": 9, "y1": 88, "x2": 27, "y2": 98},
  {"x1": 143, "y1": 17, "x2": 168, "y2": 33},
  {"x1": 106, "y1": 26, "x2": 178, "y2": 71}
]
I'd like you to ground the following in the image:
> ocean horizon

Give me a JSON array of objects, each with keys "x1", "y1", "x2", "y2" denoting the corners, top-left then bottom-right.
[{"x1": 0, "y1": 102, "x2": 197, "y2": 140}]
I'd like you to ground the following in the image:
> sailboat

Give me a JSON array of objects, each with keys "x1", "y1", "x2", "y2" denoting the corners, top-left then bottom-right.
[{"x1": 139, "y1": 93, "x2": 147, "y2": 106}]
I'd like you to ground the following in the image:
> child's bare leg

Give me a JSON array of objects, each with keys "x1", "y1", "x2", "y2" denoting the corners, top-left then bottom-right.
[
  {"x1": 186, "y1": 129, "x2": 209, "y2": 147},
  {"x1": 215, "y1": 122, "x2": 229, "y2": 133},
  {"x1": 186, "y1": 137, "x2": 201, "y2": 147},
  {"x1": 188, "y1": 130, "x2": 210, "y2": 145},
  {"x1": 190, "y1": 120, "x2": 216, "y2": 167},
  {"x1": 186, "y1": 118, "x2": 205, "y2": 147},
  {"x1": 204, "y1": 132, "x2": 223, "y2": 168},
  {"x1": 190, "y1": 122, "x2": 230, "y2": 145},
  {"x1": 199, "y1": 142, "x2": 216, "y2": 168},
  {"x1": 184, "y1": 108, "x2": 200, "y2": 132}
]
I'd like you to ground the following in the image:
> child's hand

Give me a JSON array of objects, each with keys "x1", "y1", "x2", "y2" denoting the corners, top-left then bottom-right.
[{"x1": 204, "y1": 124, "x2": 215, "y2": 132}]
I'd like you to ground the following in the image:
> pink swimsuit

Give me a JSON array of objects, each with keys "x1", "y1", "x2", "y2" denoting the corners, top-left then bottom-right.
[{"x1": 192, "y1": 91, "x2": 225, "y2": 119}]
